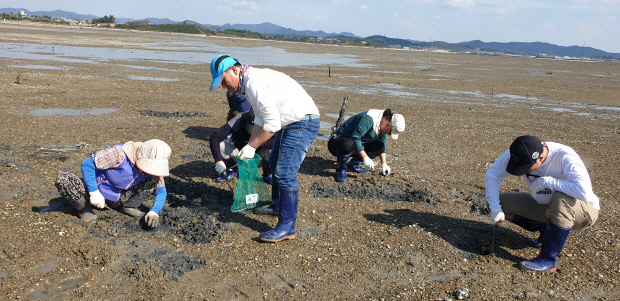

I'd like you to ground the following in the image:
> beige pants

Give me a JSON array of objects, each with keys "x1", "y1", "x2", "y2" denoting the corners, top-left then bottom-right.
[{"x1": 500, "y1": 191, "x2": 598, "y2": 229}]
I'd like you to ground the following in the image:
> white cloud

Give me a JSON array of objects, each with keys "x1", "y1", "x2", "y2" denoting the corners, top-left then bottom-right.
[
  {"x1": 232, "y1": 1, "x2": 259, "y2": 11},
  {"x1": 445, "y1": 0, "x2": 475, "y2": 8},
  {"x1": 358, "y1": 5, "x2": 370, "y2": 11}
]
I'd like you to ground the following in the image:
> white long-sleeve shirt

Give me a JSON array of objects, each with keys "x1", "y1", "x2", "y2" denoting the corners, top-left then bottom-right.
[
  {"x1": 485, "y1": 142, "x2": 600, "y2": 213},
  {"x1": 241, "y1": 67, "x2": 320, "y2": 133}
]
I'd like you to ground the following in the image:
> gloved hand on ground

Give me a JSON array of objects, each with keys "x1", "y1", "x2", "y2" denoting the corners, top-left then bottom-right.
[
  {"x1": 215, "y1": 161, "x2": 226, "y2": 175},
  {"x1": 145, "y1": 211, "x2": 159, "y2": 228},
  {"x1": 382, "y1": 164, "x2": 391, "y2": 176},
  {"x1": 89, "y1": 190, "x2": 106, "y2": 209},
  {"x1": 363, "y1": 157, "x2": 375, "y2": 170},
  {"x1": 491, "y1": 211, "x2": 505, "y2": 225}
]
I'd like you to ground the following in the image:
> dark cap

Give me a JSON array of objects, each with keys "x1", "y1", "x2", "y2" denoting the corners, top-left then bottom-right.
[{"x1": 506, "y1": 135, "x2": 543, "y2": 176}]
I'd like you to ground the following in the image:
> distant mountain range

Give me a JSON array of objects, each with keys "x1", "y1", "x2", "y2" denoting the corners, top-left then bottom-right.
[{"x1": 3, "y1": 7, "x2": 619, "y2": 59}]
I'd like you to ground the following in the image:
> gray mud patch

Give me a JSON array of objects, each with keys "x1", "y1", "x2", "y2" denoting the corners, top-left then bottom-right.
[
  {"x1": 310, "y1": 180, "x2": 440, "y2": 203},
  {"x1": 136, "y1": 109, "x2": 208, "y2": 118},
  {"x1": 122, "y1": 240, "x2": 204, "y2": 283}
]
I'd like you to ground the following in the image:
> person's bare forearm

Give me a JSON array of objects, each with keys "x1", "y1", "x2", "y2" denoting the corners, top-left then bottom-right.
[{"x1": 248, "y1": 124, "x2": 275, "y2": 148}]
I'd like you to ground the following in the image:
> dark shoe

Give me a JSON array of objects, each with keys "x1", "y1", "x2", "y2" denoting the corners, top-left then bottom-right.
[
  {"x1": 511, "y1": 215, "x2": 546, "y2": 248},
  {"x1": 519, "y1": 221, "x2": 571, "y2": 273},
  {"x1": 216, "y1": 170, "x2": 238, "y2": 183},
  {"x1": 263, "y1": 173, "x2": 273, "y2": 184},
  {"x1": 261, "y1": 187, "x2": 298, "y2": 242},
  {"x1": 254, "y1": 204, "x2": 278, "y2": 216},
  {"x1": 120, "y1": 207, "x2": 144, "y2": 217}
]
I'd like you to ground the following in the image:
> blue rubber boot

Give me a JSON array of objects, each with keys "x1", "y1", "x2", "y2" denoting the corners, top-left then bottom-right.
[
  {"x1": 254, "y1": 177, "x2": 279, "y2": 216},
  {"x1": 518, "y1": 221, "x2": 571, "y2": 273},
  {"x1": 336, "y1": 152, "x2": 351, "y2": 182},
  {"x1": 216, "y1": 158, "x2": 237, "y2": 183},
  {"x1": 347, "y1": 153, "x2": 376, "y2": 174},
  {"x1": 511, "y1": 215, "x2": 547, "y2": 248},
  {"x1": 261, "y1": 187, "x2": 298, "y2": 242}
]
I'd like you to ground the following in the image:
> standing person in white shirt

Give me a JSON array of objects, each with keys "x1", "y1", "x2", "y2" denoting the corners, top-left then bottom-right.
[
  {"x1": 209, "y1": 54, "x2": 321, "y2": 243},
  {"x1": 485, "y1": 135, "x2": 599, "y2": 273}
]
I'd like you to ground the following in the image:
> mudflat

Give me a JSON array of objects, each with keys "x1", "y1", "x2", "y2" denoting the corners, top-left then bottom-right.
[{"x1": 1, "y1": 21, "x2": 619, "y2": 300}]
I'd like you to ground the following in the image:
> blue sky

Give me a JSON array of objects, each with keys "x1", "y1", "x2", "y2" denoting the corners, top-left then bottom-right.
[{"x1": 2, "y1": 0, "x2": 619, "y2": 53}]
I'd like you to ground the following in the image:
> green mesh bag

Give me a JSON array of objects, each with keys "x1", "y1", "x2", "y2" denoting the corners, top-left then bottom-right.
[{"x1": 231, "y1": 154, "x2": 273, "y2": 212}]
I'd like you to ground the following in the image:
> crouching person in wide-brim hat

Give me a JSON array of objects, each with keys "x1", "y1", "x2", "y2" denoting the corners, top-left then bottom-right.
[
  {"x1": 485, "y1": 135, "x2": 599, "y2": 272},
  {"x1": 55, "y1": 139, "x2": 172, "y2": 228}
]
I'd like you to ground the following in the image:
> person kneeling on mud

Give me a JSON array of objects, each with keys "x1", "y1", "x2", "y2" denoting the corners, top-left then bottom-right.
[
  {"x1": 54, "y1": 139, "x2": 172, "y2": 227},
  {"x1": 485, "y1": 135, "x2": 599, "y2": 273},
  {"x1": 328, "y1": 108, "x2": 405, "y2": 182},
  {"x1": 209, "y1": 108, "x2": 274, "y2": 184}
]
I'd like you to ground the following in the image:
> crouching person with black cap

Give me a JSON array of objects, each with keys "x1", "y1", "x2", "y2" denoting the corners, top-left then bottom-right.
[
  {"x1": 485, "y1": 135, "x2": 599, "y2": 272},
  {"x1": 54, "y1": 139, "x2": 172, "y2": 227}
]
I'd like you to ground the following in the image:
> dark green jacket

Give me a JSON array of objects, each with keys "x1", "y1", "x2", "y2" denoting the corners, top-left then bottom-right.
[{"x1": 333, "y1": 110, "x2": 387, "y2": 153}]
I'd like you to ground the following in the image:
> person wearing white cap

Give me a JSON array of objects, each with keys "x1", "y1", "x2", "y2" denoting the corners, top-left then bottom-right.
[
  {"x1": 54, "y1": 139, "x2": 172, "y2": 227},
  {"x1": 328, "y1": 109, "x2": 405, "y2": 182},
  {"x1": 209, "y1": 54, "x2": 320, "y2": 243},
  {"x1": 485, "y1": 135, "x2": 599, "y2": 273}
]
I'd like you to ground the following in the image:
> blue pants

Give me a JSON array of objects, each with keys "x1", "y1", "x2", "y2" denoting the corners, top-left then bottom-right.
[{"x1": 269, "y1": 116, "x2": 320, "y2": 189}]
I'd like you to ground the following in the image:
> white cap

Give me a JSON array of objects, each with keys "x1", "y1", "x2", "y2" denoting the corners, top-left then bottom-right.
[{"x1": 390, "y1": 114, "x2": 405, "y2": 140}]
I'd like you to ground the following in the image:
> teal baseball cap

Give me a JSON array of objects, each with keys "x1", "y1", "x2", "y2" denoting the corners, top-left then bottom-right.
[{"x1": 210, "y1": 54, "x2": 238, "y2": 90}]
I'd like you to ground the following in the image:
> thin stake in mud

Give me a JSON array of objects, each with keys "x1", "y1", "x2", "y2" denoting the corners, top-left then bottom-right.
[{"x1": 331, "y1": 96, "x2": 349, "y2": 135}]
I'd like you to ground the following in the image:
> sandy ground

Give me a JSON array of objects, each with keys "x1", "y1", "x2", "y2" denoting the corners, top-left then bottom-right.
[{"x1": 1, "y1": 21, "x2": 619, "y2": 300}]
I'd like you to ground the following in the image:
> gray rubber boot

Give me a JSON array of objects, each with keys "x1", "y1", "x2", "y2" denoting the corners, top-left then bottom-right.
[{"x1": 70, "y1": 196, "x2": 97, "y2": 223}]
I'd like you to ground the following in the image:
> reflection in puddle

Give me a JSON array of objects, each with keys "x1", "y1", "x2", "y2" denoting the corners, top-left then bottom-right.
[
  {"x1": 34, "y1": 108, "x2": 117, "y2": 117},
  {"x1": 0, "y1": 42, "x2": 369, "y2": 67},
  {"x1": 9, "y1": 65, "x2": 68, "y2": 70},
  {"x1": 126, "y1": 75, "x2": 180, "y2": 81}
]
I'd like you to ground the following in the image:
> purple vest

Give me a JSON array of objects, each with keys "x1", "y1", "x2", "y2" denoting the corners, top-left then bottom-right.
[{"x1": 96, "y1": 156, "x2": 150, "y2": 202}]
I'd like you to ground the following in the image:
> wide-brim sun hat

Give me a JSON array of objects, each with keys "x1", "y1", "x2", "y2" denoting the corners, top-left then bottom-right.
[
  {"x1": 390, "y1": 114, "x2": 405, "y2": 139},
  {"x1": 210, "y1": 54, "x2": 238, "y2": 90},
  {"x1": 135, "y1": 139, "x2": 172, "y2": 176}
]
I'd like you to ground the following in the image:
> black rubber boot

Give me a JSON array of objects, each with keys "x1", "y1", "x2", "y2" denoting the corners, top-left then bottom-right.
[{"x1": 511, "y1": 215, "x2": 547, "y2": 248}]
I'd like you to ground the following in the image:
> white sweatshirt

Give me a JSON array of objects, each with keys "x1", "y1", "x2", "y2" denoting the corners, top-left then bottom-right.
[
  {"x1": 242, "y1": 67, "x2": 320, "y2": 133},
  {"x1": 485, "y1": 142, "x2": 600, "y2": 213}
]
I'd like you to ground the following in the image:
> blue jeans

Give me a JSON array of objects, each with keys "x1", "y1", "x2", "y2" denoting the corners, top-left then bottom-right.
[{"x1": 269, "y1": 116, "x2": 320, "y2": 189}]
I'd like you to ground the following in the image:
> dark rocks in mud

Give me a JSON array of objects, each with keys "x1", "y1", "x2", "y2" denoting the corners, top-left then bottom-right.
[
  {"x1": 161, "y1": 207, "x2": 222, "y2": 244},
  {"x1": 136, "y1": 109, "x2": 208, "y2": 118},
  {"x1": 467, "y1": 193, "x2": 489, "y2": 216},
  {"x1": 310, "y1": 180, "x2": 440, "y2": 203}
]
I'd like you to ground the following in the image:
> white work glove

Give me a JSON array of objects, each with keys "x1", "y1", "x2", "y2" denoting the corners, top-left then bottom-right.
[
  {"x1": 89, "y1": 190, "x2": 106, "y2": 209},
  {"x1": 382, "y1": 164, "x2": 391, "y2": 176},
  {"x1": 145, "y1": 211, "x2": 159, "y2": 228},
  {"x1": 238, "y1": 144, "x2": 256, "y2": 160},
  {"x1": 362, "y1": 157, "x2": 375, "y2": 170},
  {"x1": 529, "y1": 178, "x2": 544, "y2": 199},
  {"x1": 230, "y1": 148, "x2": 240, "y2": 158},
  {"x1": 491, "y1": 211, "x2": 505, "y2": 225},
  {"x1": 215, "y1": 161, "x2": 227, "y2": 175}
]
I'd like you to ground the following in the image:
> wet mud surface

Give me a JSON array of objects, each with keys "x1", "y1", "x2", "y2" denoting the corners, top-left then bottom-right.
[{"x1": 1, "y1": 22, "x2": 619, "y2": 300}]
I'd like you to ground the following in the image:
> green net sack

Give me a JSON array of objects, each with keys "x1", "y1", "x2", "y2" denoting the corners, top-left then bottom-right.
[{"x1": 231, "y1": 154, "x2": 273, "y2": 212}]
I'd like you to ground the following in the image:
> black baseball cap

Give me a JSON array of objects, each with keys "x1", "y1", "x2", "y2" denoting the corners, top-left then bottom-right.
[{"x1": 506, "y1": 135, "x2": 543, "y2": 176}]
